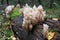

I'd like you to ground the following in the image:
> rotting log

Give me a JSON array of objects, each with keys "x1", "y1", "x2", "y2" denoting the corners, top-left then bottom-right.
[
  {"x1": 45, "y1": 18, "x2": 60, "y2": 27},
  {"x1": 10, "y1": 17, "x2": 60, "y2": 40}
]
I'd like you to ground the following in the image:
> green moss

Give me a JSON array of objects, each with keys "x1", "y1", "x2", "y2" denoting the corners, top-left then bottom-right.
[
  {"x1": 10, "y1": 8, "x2": 21, "y2": 19},
  {"x1": 4, "y1": 21, "x2": 9, "y2": 26},
  {"x1": 44, "y1": 15, "x2": 49, "y2": 20},
  {"x1": 50, "y1": 29, "x2": 56, "y2": 32}
]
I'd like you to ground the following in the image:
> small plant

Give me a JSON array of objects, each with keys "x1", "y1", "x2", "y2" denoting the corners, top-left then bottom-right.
[{"x1": 10, "y1": 8, "x2": 21, "y2": 20}]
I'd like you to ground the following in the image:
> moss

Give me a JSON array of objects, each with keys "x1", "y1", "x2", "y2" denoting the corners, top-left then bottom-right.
[{"x1": 10, "y1": 8, "x2": 21, "y2": 20}]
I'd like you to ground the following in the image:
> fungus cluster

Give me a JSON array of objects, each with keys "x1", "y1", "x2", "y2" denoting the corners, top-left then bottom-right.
[
  {"x1": 5, "y1": 5, "x2": 14, "y2": 18},
  {"x1": 20, "y1": 4, "x2": 46, "y2": 30}
]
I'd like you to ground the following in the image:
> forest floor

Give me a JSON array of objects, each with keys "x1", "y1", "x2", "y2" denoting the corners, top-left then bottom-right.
[{"x1": 0, "y1": 6, "x2": 60, "y2": 40}]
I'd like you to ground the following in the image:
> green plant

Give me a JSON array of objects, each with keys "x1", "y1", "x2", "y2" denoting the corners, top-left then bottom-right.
[{"x1": 10, "y1": 8, "x2": 21, "y2": 20}]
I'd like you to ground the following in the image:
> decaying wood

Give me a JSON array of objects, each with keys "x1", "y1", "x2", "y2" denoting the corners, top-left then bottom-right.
[
  {"x1": 45, "y1": 18, "x2": 60, "y2": 27},
  {"x1": 11, "y1": 17, "x2": 60, "y2": 40}
]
